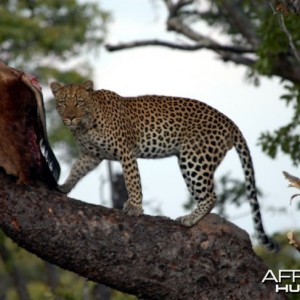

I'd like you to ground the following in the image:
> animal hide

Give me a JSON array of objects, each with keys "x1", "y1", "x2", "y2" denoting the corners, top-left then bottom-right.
[{"x1": 0, "y1": 61, "x2": 60, "y2": 187}]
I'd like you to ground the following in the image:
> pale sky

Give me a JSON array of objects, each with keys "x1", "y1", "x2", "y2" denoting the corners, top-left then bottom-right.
[{"x1": 59, "y1": 0, "x2": 300, "y2": 243}]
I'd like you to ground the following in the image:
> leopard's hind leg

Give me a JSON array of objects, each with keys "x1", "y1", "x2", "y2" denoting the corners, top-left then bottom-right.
[{"x1": 176, "y1": 137, "x2": 227, "y2": 226}]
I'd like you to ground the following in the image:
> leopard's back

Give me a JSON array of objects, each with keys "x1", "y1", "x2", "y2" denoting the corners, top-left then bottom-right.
[{"x1": 107, "y1": 94, "x2": 237, "y2": 159}]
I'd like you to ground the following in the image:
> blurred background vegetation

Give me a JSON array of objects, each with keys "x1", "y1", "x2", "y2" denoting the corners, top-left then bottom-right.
[{"x1": 1, "y1": 0, "x2": 300, "y2": 299}]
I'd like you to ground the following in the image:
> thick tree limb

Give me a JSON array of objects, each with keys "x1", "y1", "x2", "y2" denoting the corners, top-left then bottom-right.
[{"x1": 0, "y1": 172, "x2": 286, "y2": 299}]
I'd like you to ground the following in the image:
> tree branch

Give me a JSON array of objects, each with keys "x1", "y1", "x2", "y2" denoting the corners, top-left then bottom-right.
[
  {"x1": 106, "y1": 0, "x2": 260, "y2": 73},
  {"x1": 221, "y1": 0, "x2": 259, "y2": 47},
  {"x1": 0, "y1": 172, "x2": 285, "y2": 299},
  {"x1": 105, "y1": 39, "x2": 255, "y2": 54},
  {"x1": 105, "y1": 0, "x2": 300, "y2": 84}
]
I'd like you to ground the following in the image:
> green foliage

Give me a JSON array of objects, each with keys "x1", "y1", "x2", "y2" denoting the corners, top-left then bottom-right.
[
  {"x1": 0, "y1": 0, "x2": 109, "y2": 79},
  {"x1": 206, "y1": 2, "x2": 300, "y2": 77},
  {"x1": 256, "y1": 231, "x2": 300, "y2": 269},
  {"x1": 111, "y1": 291, "x2": 137, "y2": 300},
  {"x1": 259, "y1": 83, "x2": 300, "y2": 165},
  {"x1": 0, "y1": 0, "x2": 110, "y2": 160},
  {"x1": 0, "y1": 232, "x2": 136, "y2": 299},
  {"x1": 256, "y1": 13, "x2": 300, "y2": 75}
]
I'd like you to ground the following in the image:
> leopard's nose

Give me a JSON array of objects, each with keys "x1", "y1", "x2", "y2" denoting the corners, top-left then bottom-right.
[
  {"x1": 65, "y1": 114, "x2": 77, "y2": 122},
  {"x1": 63, "y1": 118, "x2": 72, "y2": 126}
]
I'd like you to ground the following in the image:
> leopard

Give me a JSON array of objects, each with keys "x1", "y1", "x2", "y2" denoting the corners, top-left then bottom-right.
[{"x1": 50, "y1": 80, "x2": 279, "y2": 252}]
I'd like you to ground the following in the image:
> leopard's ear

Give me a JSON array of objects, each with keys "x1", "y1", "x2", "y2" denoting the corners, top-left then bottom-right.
[
  {"x1": 50, "y1": 82, "x2": 62, "y2": 95},
  {"x1": 83, "y1": 80, "x2": 93, "y2": 92}
]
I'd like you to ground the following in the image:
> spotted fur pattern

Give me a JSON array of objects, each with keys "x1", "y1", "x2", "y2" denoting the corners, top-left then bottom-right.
[{"x1": 50, "y1": 80, "x2": 278, "y2": 252}]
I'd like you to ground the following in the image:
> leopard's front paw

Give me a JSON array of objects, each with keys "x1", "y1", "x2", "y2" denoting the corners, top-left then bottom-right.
[
  {"x1": 123, "y1": 201, "x2": 144, "y2": 216},
  {"x1": 56, "y1": 183, "x2": 72, "y2": 194}
]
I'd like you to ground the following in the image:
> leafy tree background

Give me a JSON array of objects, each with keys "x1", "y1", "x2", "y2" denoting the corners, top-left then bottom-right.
[{"x1": 1, "y1": 0, "x2": 300, "y2": 299}]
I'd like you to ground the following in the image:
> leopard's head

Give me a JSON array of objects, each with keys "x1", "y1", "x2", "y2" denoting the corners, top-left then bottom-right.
[{"x1": 50, "y1": 80, "x2": 93, "y2": 129}]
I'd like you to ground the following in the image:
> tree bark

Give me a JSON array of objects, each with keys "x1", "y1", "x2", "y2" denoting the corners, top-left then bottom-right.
[{"x1": 0, "y1": 171, "x2": 286, "y2": 299}]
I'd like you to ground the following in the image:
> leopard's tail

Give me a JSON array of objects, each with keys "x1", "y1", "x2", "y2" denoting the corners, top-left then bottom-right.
[{"x1": 233, "y1": 127, "x2": 279, "y2": 252}]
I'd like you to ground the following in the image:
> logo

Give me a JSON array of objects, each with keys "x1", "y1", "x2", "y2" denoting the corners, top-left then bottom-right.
[{"x1": 262, "y1": 270, "x2": 300, "y2": 293}]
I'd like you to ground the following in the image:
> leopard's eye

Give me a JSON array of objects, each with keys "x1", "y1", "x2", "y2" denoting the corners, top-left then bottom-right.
[
  {"x1": 76, "y1": 98, "x2": 85, "y2": 106},
  {"x1": 57, "y1": 100, "x2": 65, "y2": 108}
]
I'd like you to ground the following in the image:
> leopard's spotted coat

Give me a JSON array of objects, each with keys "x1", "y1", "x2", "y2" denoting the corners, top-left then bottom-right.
[{"x1": 50, "y1": 80, "x2": 278, "y2": 252}]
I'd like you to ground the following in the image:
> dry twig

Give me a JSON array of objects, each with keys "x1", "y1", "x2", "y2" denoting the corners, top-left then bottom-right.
[
  {"x1": 287, "y1": 231, "x2": 300, "y2": 251},
  {"x1": 283, "y1": 171, "x2": 300, "y2": 253},
  {"x1": 283, "y1": 171, "x2": 300, "y2": 204}
]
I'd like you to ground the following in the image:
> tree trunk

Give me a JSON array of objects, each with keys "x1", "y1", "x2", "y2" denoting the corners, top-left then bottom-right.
[
  {"x1": 44, "y1": 261, "x2": 59, "y2": 298},
  {"x1": 0, "y1": 171, "x2": 286, "y2": 300}
]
